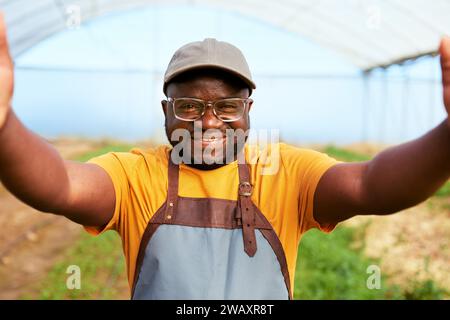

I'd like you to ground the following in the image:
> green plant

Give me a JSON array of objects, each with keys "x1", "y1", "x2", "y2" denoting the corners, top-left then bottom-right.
[
  {"x1": 36, "y1": 231, "x2": 127, "y2": 300},
  {"x1": 434, "y1": 181, "x2": 450, "y2": 197},
  {"x1": 294, "y1": 226, "x2": 398, "y2": 299},
  {"x1": 75, "y1": 144, "x2": 133, "y2": 162},
  {"x1": 322, "y1": 145, "x2": 371, "y2": 162},
  {"x1": 404, "y1": 279, "x2": 447, "y2": 300}
]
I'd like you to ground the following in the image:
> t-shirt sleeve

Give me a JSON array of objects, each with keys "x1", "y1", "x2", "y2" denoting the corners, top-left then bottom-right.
[
  {"x1": 281, "y1": 144, "x2": 342, "y2": 235},
  {"x1": 83, "y1": 152, "x2": 134, "y2": 236}
]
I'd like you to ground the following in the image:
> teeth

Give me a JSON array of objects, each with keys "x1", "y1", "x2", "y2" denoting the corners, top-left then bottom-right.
[{"x1": 193, "y1": 137, "x2": 225, "y2": 142}]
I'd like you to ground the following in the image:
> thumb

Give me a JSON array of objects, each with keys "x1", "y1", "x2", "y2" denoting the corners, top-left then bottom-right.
[
  {"x1": 0, "y1": 12, "x2": 12, "y2": 67},
  {"x1": 0, "y1": 11, "x2": 13, "y2": 113},
  {"x1": 440, "y1": 36, "x2": 450, "y2": 109}
]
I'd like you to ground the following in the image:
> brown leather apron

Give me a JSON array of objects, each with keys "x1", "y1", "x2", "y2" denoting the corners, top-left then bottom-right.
[{"x1": 131, "y1": 154, "x2": 292, "y2": 299}]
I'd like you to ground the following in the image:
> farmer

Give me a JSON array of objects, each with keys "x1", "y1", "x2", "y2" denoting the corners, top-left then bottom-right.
[{"x1": 0, "y1": 14, "x2": 449, "y2": 299}]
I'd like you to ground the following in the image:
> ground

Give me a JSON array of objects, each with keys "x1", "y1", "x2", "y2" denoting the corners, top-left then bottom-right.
[{"x1": 344, "y1": 201, "x2": 450, "y2": 292}]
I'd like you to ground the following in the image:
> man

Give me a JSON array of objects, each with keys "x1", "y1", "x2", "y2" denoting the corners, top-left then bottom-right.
[{"x1": 0, "y1": 13, "x2": 449, "y2": 299}]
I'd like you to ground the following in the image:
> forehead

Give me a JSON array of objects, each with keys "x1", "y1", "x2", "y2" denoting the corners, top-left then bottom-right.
[{"x1": 166, "y1": 70, "x2": 249, "y2": 99}]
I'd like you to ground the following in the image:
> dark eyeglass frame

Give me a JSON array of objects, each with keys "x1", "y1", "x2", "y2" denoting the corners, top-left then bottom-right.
[{"x1": 166, "y1": 97, "x2": 252, "y2": 122}]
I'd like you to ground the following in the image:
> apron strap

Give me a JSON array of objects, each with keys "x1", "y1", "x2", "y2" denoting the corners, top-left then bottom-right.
[
  {"x1": 166, "y1": 148, "x2": 257, "y2": 257},
  {"x1": 165, "y1": 151, "x2": 179, "y2": 222},
  {"x1": 238, "y1": 162, "x2": 257, "y2": 257}
]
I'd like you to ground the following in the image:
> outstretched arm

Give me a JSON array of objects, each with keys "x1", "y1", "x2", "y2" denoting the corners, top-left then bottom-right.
[
  {"x1": 0, "y1": 14, "x2": 115, "y2": 227},
  {"x1": 314, "y1": 37, "x2": 450, "y2": 226}
]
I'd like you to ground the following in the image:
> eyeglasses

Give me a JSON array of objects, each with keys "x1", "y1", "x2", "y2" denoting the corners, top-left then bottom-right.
[{"x1": 166, "y1": 97, "x2": 252, "y2": 122}]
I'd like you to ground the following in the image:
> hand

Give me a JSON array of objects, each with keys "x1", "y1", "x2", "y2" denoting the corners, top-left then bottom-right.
[
  {"x1": 441, "y1": 36, "x2": 450, "y2": 127},
  {"x1": 0, "y1": 13, "x2": 14, "y2": 130}
]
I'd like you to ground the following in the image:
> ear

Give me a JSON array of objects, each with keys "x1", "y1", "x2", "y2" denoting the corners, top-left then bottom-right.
[
  {"x1": 161, "y1": 100, "x2": 168, "y2": 117},
  {"x1": 247, "y1": 99, "x2": 253, "y2": 113}
]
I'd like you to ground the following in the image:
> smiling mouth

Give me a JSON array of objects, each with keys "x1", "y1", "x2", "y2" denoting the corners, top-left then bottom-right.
[
  {"x1": 194, "y1": 137, "x2": 224, "y2": 142},
  {"x1": 191, "y1": 131, "x2": 226, "y2": 141},
  {"x1": 192, "y1": 136, "x2": 225, "y2": 145}
]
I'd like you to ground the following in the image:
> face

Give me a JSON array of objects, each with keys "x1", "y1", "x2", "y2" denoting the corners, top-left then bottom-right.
[{"x1": 162, "y1": 71, "x2": 253, "y2": 170}]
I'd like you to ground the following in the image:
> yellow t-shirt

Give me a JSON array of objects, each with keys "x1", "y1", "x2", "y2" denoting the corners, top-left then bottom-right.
[{"x1": 85, "y1": 142, "x2": 339, "y2": 296}]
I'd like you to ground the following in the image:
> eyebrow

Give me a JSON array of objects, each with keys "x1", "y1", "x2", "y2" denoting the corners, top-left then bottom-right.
[{"x1": 177, "y1": 96, "x2": 246, "y2": 100}]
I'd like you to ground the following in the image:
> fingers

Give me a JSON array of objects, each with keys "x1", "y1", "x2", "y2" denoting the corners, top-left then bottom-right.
[
  {"x1": 441, "y1": 36, "x2": 450, "y2": 109},
  {"x1": 440, "y1": 36, "x2": 450, "y2": 78},
  {"x1": 0, "y1": 12, "x2": 12, "y2": 67}
]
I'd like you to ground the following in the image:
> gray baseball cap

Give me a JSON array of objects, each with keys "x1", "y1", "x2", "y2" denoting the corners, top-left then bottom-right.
[{"x1": 163, "y1": 38, "x2": 256, "y2": 95}]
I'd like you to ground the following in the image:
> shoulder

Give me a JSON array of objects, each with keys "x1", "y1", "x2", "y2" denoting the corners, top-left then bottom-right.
[
  {"x1": 130, "y1": 145, "x2": 170, "y2": 167},
  {"x1": 87, "y1": 145, "x2": 171, "y2": 175},
  {"x1": 245, "y1": 142, "x2": 338, "y2": 170}
]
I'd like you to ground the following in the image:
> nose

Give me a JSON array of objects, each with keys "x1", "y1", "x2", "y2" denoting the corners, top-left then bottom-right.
[{"x1": 200, "y1": 104, "x2": 223, "y2": 129}]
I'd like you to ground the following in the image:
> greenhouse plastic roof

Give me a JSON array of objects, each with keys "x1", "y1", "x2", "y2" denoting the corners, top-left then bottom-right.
[{"x1": 1, "y1": 0, "x2": 450, "y2": 71}]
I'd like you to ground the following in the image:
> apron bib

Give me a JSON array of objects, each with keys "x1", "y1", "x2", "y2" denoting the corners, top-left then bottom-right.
[{"x1": 131, "y1": 155, "x2": 292, "y2": 299}]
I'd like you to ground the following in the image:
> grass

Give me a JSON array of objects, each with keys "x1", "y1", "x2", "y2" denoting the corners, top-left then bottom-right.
[
  {"x1": 294, "y1": 226, "x2": 402, "y2": 299},
  {"x1": 34, "y1": 232, "x2": 127, "y2": 300},
  {"x1": 322, "y1": 145, "x2": 372, "y2": 162},
  {"x1": 295, "y1": 226, "x2": 448, "y2": 299},
  {"x1": 75, "y1": 144, "x2": 134, "y2": 162},
  {"x1": 435, "y1": 181, "x2": 450, "y2": 197},
  {"x1": 295, "y1": 226, "x2": 447, "y2": 300}
]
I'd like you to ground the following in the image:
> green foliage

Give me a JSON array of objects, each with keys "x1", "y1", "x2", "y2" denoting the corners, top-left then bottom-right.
[
  {"x1": 322, "y1": 145, "x2": 372, "y2": 162},
  {"x1": 294, "y1": 226, "x2": 398, "y2": 299},
  {"x1": 75, "y1": 144, "x2": 133, "y2": 162},
  {"x1": 434, "y1": 181, "x2": 450, "y2": 197},
  {"x1": 404, "y1": 279, "x2": 447, "y2": 300},
  {"x1": 23, "y1": 231, "x2": 126, "y2": 300},
  {"x1": 294, "y1": 226, "x2": 446, "y2": 300}
]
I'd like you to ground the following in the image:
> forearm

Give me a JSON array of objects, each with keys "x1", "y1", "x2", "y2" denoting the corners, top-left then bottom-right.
[
  {"x1": 363, "y1": 119, "x2": 450, "y2": 214},
  {"x1": 0, "y1": 109, "x2": 70, "y2": 213}
]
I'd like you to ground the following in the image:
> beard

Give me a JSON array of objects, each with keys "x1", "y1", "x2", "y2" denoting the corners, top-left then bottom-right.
[{"x1": 164, "y1": 119, "x2": 250, "y2": 170}]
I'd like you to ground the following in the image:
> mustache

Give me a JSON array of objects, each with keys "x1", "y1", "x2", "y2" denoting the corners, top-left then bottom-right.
[{"x1": 164, "y1": 118, "x2": 251, "y2": 146}]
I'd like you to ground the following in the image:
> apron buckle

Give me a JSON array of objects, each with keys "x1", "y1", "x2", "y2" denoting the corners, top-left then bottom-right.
[{"x1": 238, "y1": 182, "x2": 253, "y2": 197}]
